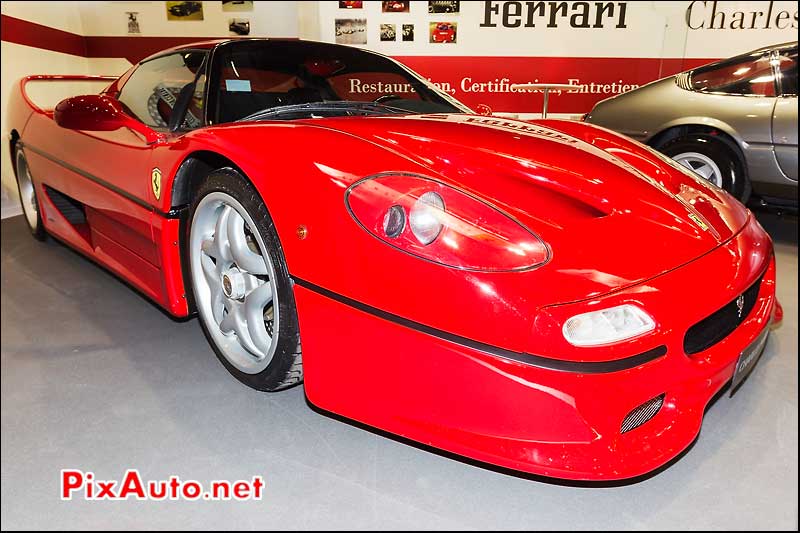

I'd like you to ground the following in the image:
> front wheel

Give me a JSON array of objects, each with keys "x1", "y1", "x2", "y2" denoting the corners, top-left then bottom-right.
[
  {"x1": 188, "y1": 168, "x2": 302, "y2": 391},
  {"x1": 660, "y1": 134, "x2": 750, "y2": 202}
]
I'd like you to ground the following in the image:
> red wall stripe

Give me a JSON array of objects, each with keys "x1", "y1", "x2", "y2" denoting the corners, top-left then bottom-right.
[
  {"x1": 1, "y1": 14, "x2": 86, "y2": 57},
  {"x1": 1, "y1": 14, "x2": 294, "y2": 64},
  {"x1": 395, "y1": 56, "x2": 716, "y2": 113}
]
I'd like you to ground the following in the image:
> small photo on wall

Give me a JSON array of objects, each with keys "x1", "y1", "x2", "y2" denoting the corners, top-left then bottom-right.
[
  {"x1": 380, "y1": 24, "x2": 396, "y2": 42},
  {"x1": 222, "y1": 0, "x2": 253, "y2": 11},
  {"x1": 166, "y1": 1, "x2": 204, "y2": 21},
  {"x1": 126, "y1": 12, "x2": 141, "y2": 34},
  {"x1": 428, "y1": 1, "x2": 459, "y2": 14},
  {"x1": 402, "y1": 24, "x2": 414, "y2": 41},
  {"x1": 335, "y1": 18, "x2": 367, "y2": 45},
  {"x1": 429, "y1": 21, "x2": 457, "y2": 43},
  {"x1": 382, "y1": 1, "x2": 409, "y2": 13},
  {"x1": 229, "y1": 18, "x2": 250, "y2": 36},
  {"x1": 339, "y1": 1, "x2": 363, "y2": 8}
]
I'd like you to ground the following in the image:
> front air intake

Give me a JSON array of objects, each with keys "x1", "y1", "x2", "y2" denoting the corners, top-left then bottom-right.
[
  {"x1": 620, "y1": 394, "x2": 665, "y2": 434},
  {"x1": 683, "y1": 273, "x2": 763, "y2": 355}
]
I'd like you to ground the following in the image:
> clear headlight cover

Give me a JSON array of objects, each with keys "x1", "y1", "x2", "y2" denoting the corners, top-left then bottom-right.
[
  {"x1": 345, "y1": 174, "x2": 549, "y2": 271},
  {"x1": 562, "y1": 304, "x2": 655, "y2": 346}
]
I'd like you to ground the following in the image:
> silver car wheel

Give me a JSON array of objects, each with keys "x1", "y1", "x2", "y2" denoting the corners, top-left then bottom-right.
[
  {"x1": 15, "y1": 151, "x2": 40, "y2": 231},
  {"x1": 672, "y1": 152, "x2": 725, "y2": 188},
  {"x1": 189, "y1": 191, "x2": 279, "y2": 374}
]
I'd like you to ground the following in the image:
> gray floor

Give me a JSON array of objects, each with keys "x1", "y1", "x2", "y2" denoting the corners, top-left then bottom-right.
[{"x1": 1, "y1": 213, "x2": 797, "y2": 530}]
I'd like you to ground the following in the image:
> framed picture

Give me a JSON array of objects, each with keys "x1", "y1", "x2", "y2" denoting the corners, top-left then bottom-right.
[
  {"x1": 380, "y1": 24, "x2": 397, "y2": 42},
  {"x1": 429, "y1": 21, "x2": 457, "y2": 43},
  {"x1": 339, "y1": 1, "x2": 363, "y2": 8},
  {"x1": 428, "y1": 1, "x2": 459, "y2": 14},
  {"x1": 382, "y1": 1, "x2": 409, "y2": 13},
  {"x1": 165, "y1": 1, "x2": 204, "y2": 21},
  {"x1": 222, "y1": 1, "x2": 253, "y2": 12},
  {"x1": 126, "y1": 12, "x2": 141, "y2": 34},
  {"x1": 229, "y1": 18, "x2": 250, "y2": 36},
  {"x1": 402, "y1": 24, "x2": 414, "y2": 41},
  {"x1": 335, "y1": 18, "x2": 367, "y2": 45}
]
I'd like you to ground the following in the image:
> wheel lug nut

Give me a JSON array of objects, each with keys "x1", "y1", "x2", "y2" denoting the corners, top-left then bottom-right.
[{"x1": 221, "y1": 268, "x2": 246, "y2": 299}]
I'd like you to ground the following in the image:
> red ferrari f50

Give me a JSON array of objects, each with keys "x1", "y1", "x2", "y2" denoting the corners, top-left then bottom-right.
[{"x1": 8, "y1": 39, "x2": 780, "y2": 480}]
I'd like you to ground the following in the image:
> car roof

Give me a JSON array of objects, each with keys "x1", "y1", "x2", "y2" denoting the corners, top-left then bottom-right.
[
  {"x1": 139, "y1": 38, "x2": 305, "y2": 64},
  {"x1": 138, "y1": 38, "x2": 401, "y2": 69}
]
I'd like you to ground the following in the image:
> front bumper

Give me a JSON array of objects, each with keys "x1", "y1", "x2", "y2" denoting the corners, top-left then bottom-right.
[{"x1": 296, "y1": 217, "x2": 777, "y2": 480}]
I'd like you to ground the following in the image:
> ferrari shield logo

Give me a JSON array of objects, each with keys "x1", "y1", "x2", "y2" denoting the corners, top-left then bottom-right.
[
  {"x1": 736, "y1": 294, "x2": 745, "y2": 318},
  {"x1": 688, "y1": 213, "x2": 709, "y2": 231},
  {"x1": 151, "y1": 168, "x2": 162, "y2": 200}
]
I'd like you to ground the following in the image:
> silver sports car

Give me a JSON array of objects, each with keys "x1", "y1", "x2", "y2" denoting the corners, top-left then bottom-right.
[{"x1": 586, "y1": 41, "x2": 797, "y2": 210}]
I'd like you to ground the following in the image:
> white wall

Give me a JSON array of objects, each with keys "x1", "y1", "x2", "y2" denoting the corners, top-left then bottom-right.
[
  {"x1": 319, "y1": 0, "x2": 670, "y2": 57},
  {"x1": 2, "y1": 0, "x2": 84, "y2": 33},
  {"x1": 316, "y1": 1, "x2": 798, "y2": 57},
  {"x1": 78, "y1": 0, "x2": 299, "y2": 38},
  {"x1": 1, "y1": 2, "x2": 89, "y2": 207}
]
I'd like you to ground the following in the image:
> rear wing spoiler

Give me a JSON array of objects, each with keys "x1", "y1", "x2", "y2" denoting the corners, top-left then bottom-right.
[{"x1": 19, "y1": 75, "x2": 117, "y2": 113}]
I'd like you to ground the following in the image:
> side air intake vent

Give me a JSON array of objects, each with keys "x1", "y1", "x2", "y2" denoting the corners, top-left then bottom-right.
[
  {"x1": 621, "y1": 394, "x2": 665, "y2": 434},
  {"x1": 675, "y1": 72, "x2": 693, "y2": 91},
  {"x1": 44, "y1": 185, "x2": 86, "y2": 225}
]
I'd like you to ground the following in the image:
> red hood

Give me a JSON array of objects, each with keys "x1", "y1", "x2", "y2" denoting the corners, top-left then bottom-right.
[{"x1": 301, "y1": 113, "x2": 750, "y2": 302}]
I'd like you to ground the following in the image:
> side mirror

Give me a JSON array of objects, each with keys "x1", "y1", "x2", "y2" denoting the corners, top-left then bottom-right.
[
  {"x1": 54, "y1": 94, "x2": 163, "y2": 144},
  {"x1": 55, "y1": 94, "x2": 126, "y2": 131},
  {"x1": 475, "y1": 103, "x2": 493, "y2": 116}
]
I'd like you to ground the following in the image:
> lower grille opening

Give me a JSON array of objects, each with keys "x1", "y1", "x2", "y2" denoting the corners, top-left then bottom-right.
[
  {"x1": 683, "y1": 273, "x2": 763, "y2": 355},
  {"x1": 621, "y1": 394, "x2": 665, "y2": 434}
]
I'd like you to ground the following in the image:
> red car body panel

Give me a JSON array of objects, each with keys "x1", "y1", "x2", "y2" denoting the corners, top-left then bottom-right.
[{"x1": 7, "y1": 41, "x2": 779, "y2": 480}]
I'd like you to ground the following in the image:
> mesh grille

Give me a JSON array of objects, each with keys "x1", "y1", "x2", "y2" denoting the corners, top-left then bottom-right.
[
  {"x1": 683, "y1": 273, "x2": 763, "y2": 355},
  {"x1": 675, "y1": 72, "x2": 693, "y2": 90},
  {"x1": 620, "y1": 394, "x2": 665, "y2": 434}
]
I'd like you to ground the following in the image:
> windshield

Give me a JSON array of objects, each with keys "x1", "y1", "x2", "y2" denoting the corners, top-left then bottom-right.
[{"x1": 209, "y1": 40, "x2": 468, "y2": 123}]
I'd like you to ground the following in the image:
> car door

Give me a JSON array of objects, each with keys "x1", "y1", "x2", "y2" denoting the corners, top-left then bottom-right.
[
  {"x1": 26, "y1": 51, "x2": 207, "y2": 303},
  {"x1": 772, "y1": 47, "x2": 798, "y2": 182}
]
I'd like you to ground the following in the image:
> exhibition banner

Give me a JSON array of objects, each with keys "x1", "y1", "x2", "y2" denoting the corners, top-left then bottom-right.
[{"x1": 320, "y1": 0, "x2": 799, "y2": 112}]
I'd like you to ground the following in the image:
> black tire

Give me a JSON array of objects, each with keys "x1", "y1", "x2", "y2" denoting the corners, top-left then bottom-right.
[
  {"x1": 660, "y1": 134, "x2": 751, "y2": 203},
  {"x1": 14, "y1": 149, "x2": 46, "y2": 241},
  {"x1": 187, "y1": 168, "x2": 302, "y2": 391}
]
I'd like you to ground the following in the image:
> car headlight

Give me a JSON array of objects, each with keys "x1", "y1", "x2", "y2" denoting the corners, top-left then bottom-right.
[
  {"x1": 562, "y1": 304, "x2": 655, "y2": 346},
  {"x1": 409, "y1": 191, "x2": 445, "y2": 245},
  {"x1": 345, "y1": 173, "x2": 549, "y2": 271}
]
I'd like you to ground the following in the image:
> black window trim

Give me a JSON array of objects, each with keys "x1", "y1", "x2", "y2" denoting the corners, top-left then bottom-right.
[
  {"x1": 687, "y1": 50, "x2": 778, "y2": 98},
  {"x1": 116, "y1": 48, "x2": 211, "y2": 132},
  {"x1": 170, "y1": 52, "x2": 211, "y2": 133},
  {"x1": 773, "y1": 46, "x2": 798, "y2": 97}
]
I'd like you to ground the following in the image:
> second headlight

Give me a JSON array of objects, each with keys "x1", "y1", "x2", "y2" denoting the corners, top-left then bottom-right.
[{"x1": 562, "y1": 304, "x2": 655, "y2": 346}]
